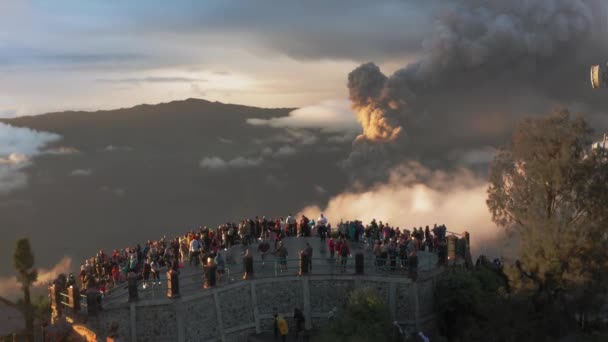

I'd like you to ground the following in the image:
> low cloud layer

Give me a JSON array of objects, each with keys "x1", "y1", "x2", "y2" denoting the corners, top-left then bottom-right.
[
  {"x1": 0, "y1": 123, "x2": 60, "y2": 194},
  {"x1": 200, "y1": 156, "x2": 263, "y2": 170},
  {"x1": 71, "y1": 169, "x2": 92, "y2": 176},
  {"x1": 0, "y1": 256, "x2": 72, "y2": 299},
  {"x1": 202, "y1": 144, "x2": 298, "y2": 171},
  {"x1": 299, "y1": 162, "x2": 509, "y2": 257},
  {"x1": 248, "y1": 99, "x2": 360, "y2": 133}
]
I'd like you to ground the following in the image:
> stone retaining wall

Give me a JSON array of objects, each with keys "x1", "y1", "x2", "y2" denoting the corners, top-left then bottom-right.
[{"x1": 92, "y1": 274, "x2": 437, "y2": 342}]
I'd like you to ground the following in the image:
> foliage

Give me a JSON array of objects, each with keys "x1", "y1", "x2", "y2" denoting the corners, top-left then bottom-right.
[
  {"x1": 16, "y1": 295, "x2": 50, "y2": 320},
  {"x1": 319, "y1": 287, "x2": 395, "y2": 342},
  {"x1": 487, "y1": 110, "x2": 608, "y2": 318},
  {"x1": 13, "y1": 238, "x2": 37, "y2": 342},
  {"x1": 13, "y1": 238, "x2": 38, "y2": 287}
]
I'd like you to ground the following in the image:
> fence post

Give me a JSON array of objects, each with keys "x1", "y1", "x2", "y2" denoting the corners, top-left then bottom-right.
[
  {"x1": 86, "y1": 287, "x2": 100, "y2": 318},
  {"x1": 299, "y1": 251, "x2": 309, "y2": 276},
  {"x1": 243, "y1": 253, "x2": 254, "y2": 280},
  {"x1": 204, "y1": 262, "x2": 217, "y2": 288},
  {"x1": 68, "y1": 285, "x2": 81, "y2": 312},
  {"x1": 49, "y1": 285, "x2": 61, "y2": 323},
  {"x1": 167, "y1": 269, "x2": 180, "y2": 299},
  {"x1": 128, "y1": 272, "x2": 138, "y2": 302},
  {"x1": 355, "y1": 252, "x2": 364, "y2": 275}
]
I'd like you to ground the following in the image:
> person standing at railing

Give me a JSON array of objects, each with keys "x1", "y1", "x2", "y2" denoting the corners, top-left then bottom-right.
[
  {"x1": 287, "y1": 213, "x2": 296, "y2": 237},
  {"x1": 276, "y1": 241, "x2": 289, "y2": 272},
  {"x1": 189, "y1": 236, "x2": 202, "y2": 266},
  {"x1": 143, "y1": 259, "x2": 151, "y2": 289},
  {"x1": 150, "y1": 259, "x2": 161, "y2": 285},
  {"x1": 328, "y1": 237, "x2": 335, "y2": 258},
  {"x1": 317, "y1": 213, "x2": 328, "y2": 239},
  {"x1": 305, "y1": 243, "x2": 313, "y2": 272},
  {"x1": 215, "y1": 252, "x2": 225, "y2": 283},
  {"x1": 339, "y1": 240, "x2": 350, "y2": 272}
]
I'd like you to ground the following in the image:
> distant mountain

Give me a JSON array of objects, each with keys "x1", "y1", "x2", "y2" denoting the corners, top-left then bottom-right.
[{"x1": 0, "y1": 98, "x2": 351, "y2": 278}]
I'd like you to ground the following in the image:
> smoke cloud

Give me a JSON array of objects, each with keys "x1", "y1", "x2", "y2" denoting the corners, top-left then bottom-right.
[
  {"x1": 299, "y1": 162, "x2": 509, "y2": 257},
  {"x1": 316, "y1": 0, "x2": 608, "y2": 256},
  {"x1": 0, "y1": 256, "x2": 72, "y2": 299},
  {"x1": 346, "y1": 0, "x2": 608, "y2": 177}
]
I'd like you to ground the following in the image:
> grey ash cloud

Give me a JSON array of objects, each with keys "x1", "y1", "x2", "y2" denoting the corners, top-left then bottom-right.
[{"x1": 345, "y1": 0, "x2": 608, "y2": 180}]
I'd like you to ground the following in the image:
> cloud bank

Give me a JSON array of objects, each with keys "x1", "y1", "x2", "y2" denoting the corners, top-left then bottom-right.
[
  {"x1": 247, "y1": 99, "x2": 360, "y2": 133},
  {"x1": 0, "y1": 123, "x2": 60, "y2": 194},
  {"x1": 0, "y1": 256, "x2": 72, "y2": 299},
  {"x1": 299, "y1": 162, "x2": 508, "y2": 257}
]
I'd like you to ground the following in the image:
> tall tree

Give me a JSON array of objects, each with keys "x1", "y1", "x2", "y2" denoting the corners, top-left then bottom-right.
[
  {"x1": 487, "y1": 110, "x2": 608, "y2": 321},
  {"x1": 13, "y1": 238, "x2": 38, "y2": 342}
]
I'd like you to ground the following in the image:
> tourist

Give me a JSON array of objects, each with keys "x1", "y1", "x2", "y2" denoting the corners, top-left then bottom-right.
[
  {"x1": 276, "y1": 241, "x2": 289, "y2": 272},
  {"x1": 258, "y1": 238, "x2": 270, "y2": 266},
  {"x1": 189, "y1": 236, "x2": 202, "y2": 266},
  {"x1": 277, "y1": 314, "x2": 289, "y2": 342},
  {"x1": 293, "y1": 307, "x2": 305, "y2": 338},
  {"x1": 143, "y1": 259, "x2": 151, "y2": 289},
  {"x1": 215, "y1": 252, "x2": 225, "y2": 283},
  {"x1": 150, "y1": 259, "x2": 161, "y2": 285},
  {"x1": 305, "y1": 242, "x2": 313, "y2": 272},
  {"x1": 407, "y1": 237, "x2": 418, "y2": 281},
  {"x1": 340, "y1": 240, "x2": 350, "y2": 272},
  {"x1": 286, "y1": 213, "x2": 296, "y2": 237}
]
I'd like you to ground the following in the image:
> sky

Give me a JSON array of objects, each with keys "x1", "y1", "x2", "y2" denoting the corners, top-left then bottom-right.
[{"x1": 0, "y1": 0, "x2": 435, "y2": 117}]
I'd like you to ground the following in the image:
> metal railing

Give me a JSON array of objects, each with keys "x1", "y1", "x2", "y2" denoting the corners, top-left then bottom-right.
[{"x1": 103, "y1": 253, "x2": 435, "y2": 303}]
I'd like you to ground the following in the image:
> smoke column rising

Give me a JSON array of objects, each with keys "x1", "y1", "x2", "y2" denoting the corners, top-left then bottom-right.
[{"x1": 346, "y1": 0, "x2": 603, "y2": 173}]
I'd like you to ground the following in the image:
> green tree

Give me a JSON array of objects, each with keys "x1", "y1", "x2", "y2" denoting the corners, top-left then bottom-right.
[
  {"x1": 13, "y1": 238, "x2": 38, "y2": 342},
  {"x1": 487, "y1": 110, "x2": 608, "y2": 324},
  {"x1": 319, "y1": 287, "x2": 394, "y2": 342}
]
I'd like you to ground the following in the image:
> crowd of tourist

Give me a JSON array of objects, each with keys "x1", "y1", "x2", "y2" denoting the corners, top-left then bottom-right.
[{"x1": 51, "y1": 213, "x2": 469, "y2": 299}]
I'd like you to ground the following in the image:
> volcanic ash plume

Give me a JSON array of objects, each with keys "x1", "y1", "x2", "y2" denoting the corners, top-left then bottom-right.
[
  {"x1": 345, "y1": 0, "x2": 599, "y2": 176},
  {"x1": 347, "y1": 63, "x2": 404, "y2": 143}
]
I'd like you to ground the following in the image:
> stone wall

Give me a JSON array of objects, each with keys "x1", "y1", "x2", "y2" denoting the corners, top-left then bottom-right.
[{"x1": 94, "y1": 273, "x2": 437, "y2": 342}]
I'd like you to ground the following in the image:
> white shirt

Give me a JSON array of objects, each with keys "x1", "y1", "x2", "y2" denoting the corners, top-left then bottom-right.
[
  {"x1": 317, "y1": 216, "x2": 328, "y2": 226},
  {"x1": 189, "y1": 239, "x2": 201, "y2": 252}
]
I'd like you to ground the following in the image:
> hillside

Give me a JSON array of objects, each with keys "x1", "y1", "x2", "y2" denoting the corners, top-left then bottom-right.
[{"x1": 0, "y1": 98, "x2": 351, "y2": 278}]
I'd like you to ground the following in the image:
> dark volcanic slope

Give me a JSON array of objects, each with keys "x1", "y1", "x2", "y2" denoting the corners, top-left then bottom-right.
[{"x1": 0, "y1": 98, "x2": 351, "y2": 277}]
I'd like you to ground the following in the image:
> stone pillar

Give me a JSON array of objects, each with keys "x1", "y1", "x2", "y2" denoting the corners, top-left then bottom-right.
[
  {"x1": 355, "y1": 252, "x2": 364, "y2": 275},
  {"x1": 127, "y1": 272, "x2": 138, "y2": 302},
  {"x1": 68, "y1": 285, "x2": 81, "y2": 312},
  {"x1": 389, "y1": 282, "x2": 397, "y2": 319},
  {"x1": 167, "y1": 269, "x2": 180, "y2": 299},
  {"x1": 413, "y1": 281, "x2": 420, "y2": 331},
  {"x1": 243, "y1": 254, "x2": 254, "y2": 280},
  {"x1": 49, "y1": 285, "x2": 62, "y2": 322},
  {"x1": 86, "y1": 288, "x2": 100, "y2": 317},
  {"x1": 204, "y1": 264, "x2": 217, "y2": 288},
  {"x1": 213, "y1": 291, "x2": 226, "y2": 342},
  {"x1": 302, "y1": 278, "x2": 312, "y2": 330},
  {"x1": 129, "y1": 302, "x2": 137, "y2": 342},
  {"x1": 408, "y1": 255, "x2": 418, "y2": 282},
  {"x1": 299, "y1": 251, "x2": 309, "y2": 275},
  {"x1": 251, "y1": 282, "x2": 261, "y2": 333}
]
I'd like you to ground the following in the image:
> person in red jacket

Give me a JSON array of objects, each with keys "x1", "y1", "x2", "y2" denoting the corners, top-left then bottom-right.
[{"x1": 328, "y1": 237, "x2": 335, "y2": 258}]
